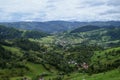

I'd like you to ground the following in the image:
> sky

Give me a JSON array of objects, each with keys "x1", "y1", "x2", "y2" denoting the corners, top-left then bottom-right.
[{"x1": 0, "y1": 0, "x2": 120, "y2": 22}]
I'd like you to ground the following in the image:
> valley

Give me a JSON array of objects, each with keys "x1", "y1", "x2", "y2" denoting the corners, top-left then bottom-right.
[{"x1": 0, "y1": 22, "x2": 120, "y2": 80}]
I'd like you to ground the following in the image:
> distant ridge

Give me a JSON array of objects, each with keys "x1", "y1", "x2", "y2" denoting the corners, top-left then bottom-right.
[{"x1": 0, "y1": 21, "x2": 120, "y2": 33}]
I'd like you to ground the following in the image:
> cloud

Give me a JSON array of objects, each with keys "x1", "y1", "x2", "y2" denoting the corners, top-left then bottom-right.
[
  {"x1": 107, "y1": 0, "x2": 120, "y2": 6},
  {"x1": 0, "y1": 0, "x2": 120, "y2": 22}
]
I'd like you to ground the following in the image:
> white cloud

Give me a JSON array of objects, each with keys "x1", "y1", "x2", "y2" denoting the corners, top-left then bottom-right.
[
  {"x1": 0, "y1": 0, "x2": 120, "y2": 22},
  {"x1": 0, "y1": 0, "x2": 47, "y2": 13}
]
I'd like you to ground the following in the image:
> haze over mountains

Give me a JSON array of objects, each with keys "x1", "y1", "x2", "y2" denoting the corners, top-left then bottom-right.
[{"x1": 0, "y1": 21, "x2": 120, "y2": 33}]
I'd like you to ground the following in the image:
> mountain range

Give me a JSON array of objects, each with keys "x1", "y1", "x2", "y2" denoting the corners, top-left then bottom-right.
[{"x1": 0, "y1": 21, "x2": 120, "y2": 33}]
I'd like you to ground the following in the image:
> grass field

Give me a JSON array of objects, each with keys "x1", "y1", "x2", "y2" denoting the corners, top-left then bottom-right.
[
  {"x1": 63, "y1": 69, "x2": 120, "y2": 80},
  {"x1": 10, "y1": 62, "x2": 58, "y2": 80}
]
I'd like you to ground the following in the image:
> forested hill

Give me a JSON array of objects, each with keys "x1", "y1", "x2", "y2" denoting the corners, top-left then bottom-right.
[
  {"x1": 0, "y1": 25, "x2": 49, "y2": 39},
  {"x1": 0, "y1": 21, "x2": 120, "y2": 33},
  {"x1": 0, "y1": 23, "x2": 120, "y2": 80},
  {"x1": 70, "y1": 25, "x2": 101, "y2": 33}
]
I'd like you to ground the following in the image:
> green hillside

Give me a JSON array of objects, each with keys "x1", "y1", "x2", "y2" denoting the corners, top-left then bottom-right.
[
  {"x1": 90, "y1": 47, "x2": 120, "y2": 73},
  {"x1": 64, "y1": 69, "x2": 120, "y2": 80},
  {"x1": 0, "y1": 25, "x2": 49, "y2": 39},
  {"x1": 0, "y1": 25, "x2": 120, "y2": 80},
  {"x1": 46, "y1": 27, "x2": 120, "y2": 48}
]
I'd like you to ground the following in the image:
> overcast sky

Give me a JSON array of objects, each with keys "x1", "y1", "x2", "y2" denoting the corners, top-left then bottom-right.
[{"x1": 0, "y1": 0, "x2": 120, "y2": 22}]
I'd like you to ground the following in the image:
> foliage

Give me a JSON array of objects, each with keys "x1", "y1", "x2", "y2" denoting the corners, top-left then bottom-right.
[
  {"x1": 70, "y1": 25, "x2": 100, "y2": 33},
  {"x1": 0, "y1": 25, "x2": 49, "y2": 40},
  {"x1": 0, "y1": 24, "x2": 120, "y2": 80}
]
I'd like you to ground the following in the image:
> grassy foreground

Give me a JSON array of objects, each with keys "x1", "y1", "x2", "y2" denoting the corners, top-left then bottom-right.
[
  {"x1": 63, "y1": 69, "x2": 120, "y2": 80},
  {"x1": 10, "y1": 68, "x2": 120, "y2": 80}
]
